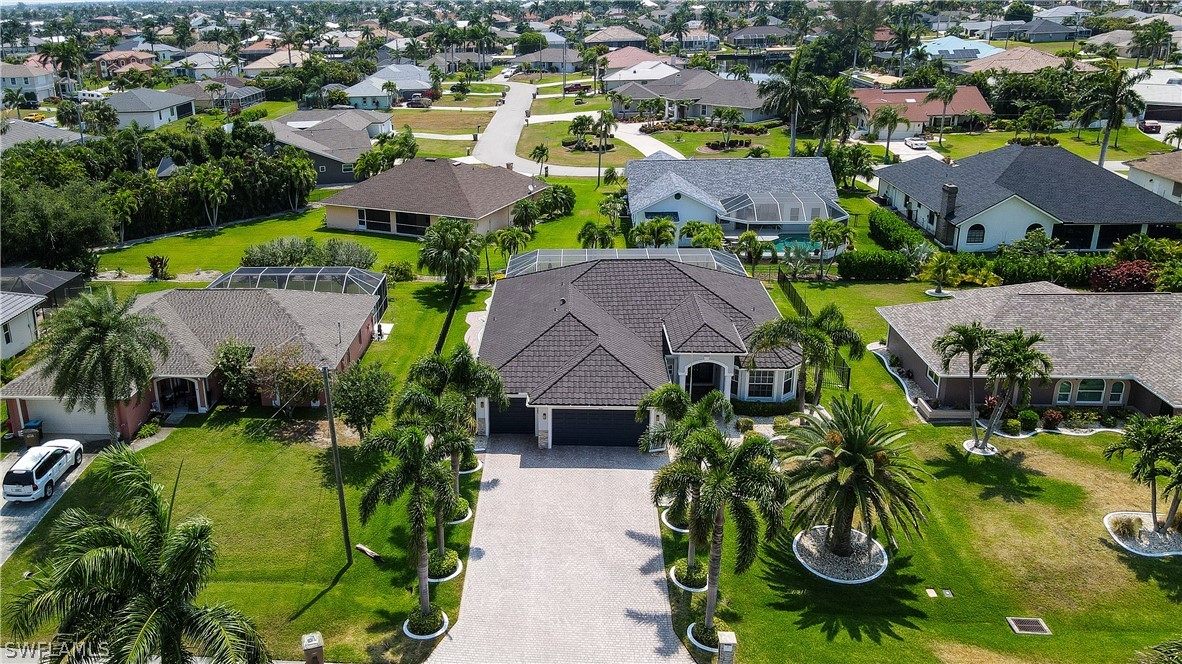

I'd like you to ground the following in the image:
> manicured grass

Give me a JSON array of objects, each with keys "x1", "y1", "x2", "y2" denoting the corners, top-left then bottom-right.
[
  {"x1": 649, "y1": 126, "x2": 813, "y2": 159},
  {"x1": 516, "y1": 122, "x2": 644, "y2": 167},
  {"x1": 838, "y1": 191, "x2": 886, "y2": 251},
  {"x1": 390, "y1": 109, "x2": 494, "y2": 135},
  {"x1": 529, "y1": 94, "x2": 611, "y2": 116},
  {"x1": 661, "y1": 280, "x2": 1181, "y2": 664},
  {"x1": 416, "y1": 138, "x2": 476, "y2": 158},
  {"x1": 91, "y1": 280, "x2": 209, "y2": 298},
  {"x1": 163, "y1": 101, "x2": 299, "y2": 131},
  {"x1": 929, "y1": 129, "x2": 1171, "y2": 164},
  {"x1": 307, "y1": 187, "x2": 342, "y2": 202},
  {"x1": 468, "y1": 83, "x2": 507, "y2": 94},
  {"x1": 987, "y1": 40, "x2": 1081, "y2": 54},
  {"x1": 0, "y1": 408, "x2": 482, "y2": 663},
  {"x1": 444, "y1": 94, "x2": 501, "y2": 108},
  {"x1": 511, "y1": 73, "x2": 590, "y2": 86}
]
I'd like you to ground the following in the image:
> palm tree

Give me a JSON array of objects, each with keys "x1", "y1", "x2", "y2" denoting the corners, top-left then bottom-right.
[
  {"x1": 38, "y1": 290, "x2": 167, "y2": 442},
  {"x1": 978, "y1": 329, "x2": 1054, "y2": 451},
  {"x1": 1105, "y1": 416, "x2": 1182, "y2": 532},
  {"x1": 382, "y1": 80, "x2": 399, "y2": 108},
  {"x1": 870, "y1": 104, "x2": 909, "y2": 164},
  {"x1": 964, "y1": 109, "x2": 987, "y2": 135},
  {"x1": 748, "y1": 303, "x2": 865, "y2": 410},
  {"x1": 360, "y1": 426, "x2": 456, "y2": 617},
  {"x1": 781, "y1": 394, "x2": 927, "y2": 558},
  {"x1": 107, "y1": 189, "x2": 139, "y2": 247},
  {"x1": 729, "y1": 63, "x2": 752, "y2": 82},
  {"x1": 2, "y1": 88, "x2": 22, "y2": 119},
  {"x1": 118, "y1": 120, "x2": 149, "y2": 171},
  {"x1": 568, "y1": 113, "x2": 594, "y2": 149},
  {"x1": 808, "y1": 218, "x2": 852, "y2": 280},
  {"x1": 529, "y1": 143, "x2": 549, "y2": 175},
  {"x1": 1166, "y1": 126, "x2": 1182, "y2": 150},
  {"x1": 711, "y1": 106, "x2": 745, "y2": 148},
  {"x1": 493, "y1": 226, "x2": 530, "y2": 259},
  {"x1": 933, "y1": 322, "x2": 996, "y2": 450},
  {"x1": 577, "y1": 221, "x2": 615, "y2": 248},
  {"x1": 817, "y1": 76, "x2": 866, "y2": 148},
  {"x1": 924, "y1": 78, "x2": 958, "y2": 147},
  {"x1": 8, "y1": 445, "x2": 270, "y2": 662},
  {"x1": 887, "y1": 22, "x2": 922, "y2": 76},
  {"x1": 597, "y1": 196, "x2": 623, "y2": 228},
  {"x1": 919, "y1": 252, "x2": 961, "y2": 294},
  {"x1": 190, "y1": 163, "x2": 231, "y2": 228},
  {"x1": 594, "y1": 110, "x2": 618, "y2": 186},
  {"x1": 1142, "y1": 20, "x2": 1173, "y2": 68},
  {"x1": 512, "y1": 199, "x2": 541, "y2": 232},
  {"x1": 632, "y1": 216, "x2": 676, "y2": 248},
  {"x1": 1080, "y1": 60, "x2": 1148, "y2": 167},
  {"x1": 759, "y1": 58, "x2": 820, "y2": 156},
  {"x1": 735, "y1": 230, "x2": 770, "y2": 273}
]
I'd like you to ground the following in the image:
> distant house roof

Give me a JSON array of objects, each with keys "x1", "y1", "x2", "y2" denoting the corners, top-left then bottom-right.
[
  {"x1": 876, "y1": 145, "x2": 1182, "y2": 226},
  {"x1": 114, "y1": 39, "x2": 182, "y2": 55},
  {"x1": 877, "y1": 283, "x2": 1182, "y2": 407},
  {"x1": 0, "y1": 268, "x2": 80, "y2": 298},
  {"x1": 660, "y1": 28, "x2": 718, "y2": 42},
  {"x1": 1087, "y1": 29, "x2": 1135, "y2": 47},
  {"x1": 726, "y1": 25, "x2": 790, "y2": 40},
  {"x1": 511, "y1": 47, "x2": 576, "y2": 65},
  {"x1": 1101, "y1": 8, "x2": 1150, "y2": 20},
  {"x1": 915, "y1": 36, "x2": 1003, "y2": 60},
  {"x1": 0, "y1": 291, "x2": 45, "y2": 326},
  {"x1": 1023, "y1": 18, "x2": 1081, "y2": 36},
  {"x1": 0, "y1": 120, "x2": 81, "y2": 153},
  {"x1": 585, "y1": 25, "x2": 646, "y2": 44},
  {"x1": 106, "y1": 88, "x2": 193, "y2": 113},
  {"x1": 113, "y1": 62, "x2": 153, "y2": 74},
  {"x1": 243, "y1": 49, "x2": 312, "y2": 73},
  {"x1": 479, "y1": 254, "x2": 799, "y2": 406},
  {"x1": 1127, "y1": 151, "x2": 1182, "y2": 183},
  {"x1": 95, "y1": 49, "x2": 154, "y2": 62},
  {"x1": 604, "y1": 46, "x2": 676, "y2": 70},
  {"x1": 851, "y1": 85, "x2": 992, "y2": 124},
  {"x1": 259, "y1": 109, "x2": 388, "y2": 164},
  {"x1": 1136, "y1": 14, "x2": 1182, "y2": 29},
  {"x1": 324, "y1": 158, "x2": 548, "y2": 219},
  {"x1": 1035, "y1": 5, "x2": 1093, "y2": 19},
  {"x1": 614, "y1": 69, "x2": 763, "y2": 109},
  {"x1": 185, "y1": 40, "x2": 227, "y2": 55},
  {"x1": 166, "y1": 52, "x2": 233, "y2": 69},
  {"x1": 0, "y1": 63, "x2": 51, "y2": 78},
  {"x1": 604, "y1": 60, "x2": 680, "y2": 84},
  {"x1": 957, "y1": 46, "x2": 1098, "y2": 74}
]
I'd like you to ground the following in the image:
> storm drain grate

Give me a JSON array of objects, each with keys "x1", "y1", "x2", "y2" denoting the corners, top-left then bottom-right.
[{"x1": 1006, "y1": 617, "x2": 1052, "y2": 635}]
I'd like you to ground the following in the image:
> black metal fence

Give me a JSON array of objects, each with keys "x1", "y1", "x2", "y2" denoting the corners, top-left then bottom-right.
[{"x1": 774, "y1": 271, "x2": 853, "y2": 391}]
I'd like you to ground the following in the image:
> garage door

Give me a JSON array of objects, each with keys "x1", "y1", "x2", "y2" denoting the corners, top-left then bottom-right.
[
  {"x1": 21, "y1": 399, "x2": 109, "y2": 436},
  {"x1": 552, "y1": 409, "x2": 647, "y2": 447},
  {"x1": 489, "y1": 397, "x2": 535, "y2": 435}
]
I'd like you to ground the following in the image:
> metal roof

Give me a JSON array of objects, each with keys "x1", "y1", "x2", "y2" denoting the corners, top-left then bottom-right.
[{"x1": 505, "y1": 248, "x2": 747, "y2": 278}]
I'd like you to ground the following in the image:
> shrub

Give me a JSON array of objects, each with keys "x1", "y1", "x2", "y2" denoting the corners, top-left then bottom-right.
[
  {"x1": 406, "y1": 603, "x2": 445, "y2": 635},
  {"x1": 1090, "y1": 260, "x2": 1158, "y2": 292},
  {"x1": 1018, "y1": 409, "x2": 1039, "y2": 431},
  {"x1": 673, "y1": 557, "x2": 706, "y2": 587},
  {"x1": 692, "y1": 617, "x2": 732, "y2": 649},
  {"x1": 1001, "y1": 418, "x2": 1022, "y2": 436},
  {"x1": 1111, "y1": 407, "x2": 1135, "y2": 421},
  {"x1": 309, "y1": 238, "x2": 378, "y2": 269},
  {"x1": 428, "y1": 548, "x2": 460, "y2": 578},
  {"x1": 836, "y1": 250, "x2": 912, "y2": 280},
  {"x1": 736, "y1": 417, "x2": 755, "y2": 433},
  {"x1": 560, "y1": 136, "x2": 578, "y2": 147},
  {"x1": 1098, "y1": 412, "x2": 1118, "y2": 428},
  {"x1": 1006, "y1": 136, "x2": 1059, "y2": 147},
  {"x1": 1042, "y1": 409, "x2": 1063, "y2": 429},
  {"x1": 1111, "y1": 515, "x2": 1142, "y2": 540},
  {"x1": 146, "y1": 255, "x2": 172, "y2": 280},
  {"x1": 134, "y1": 421, "x2": 160, "y2": 440},
  {"x1": 241, "y1": 236, "x2": 317, "y2": 267},
  {"x1": 461, "y1": 447, "x2": 479, "y2": 470},
  {"x1": 980, "y1": 394, "x2": 1001, "y2": 419},
  {"x1": 452, "y1": 496, "x2": 470, "y2": 520},
  {"x1": 237, "y1": 107, "x2": 268, "y2": 122},
  {"x1": 772, "y1": 416, "x2": 792, "y2": 432},
  {"x1": 731, "y1": 399, "x2": 798, "y2": 416},
  {"x1": 383, "y1": 260, "x2": 415, "y2": 282},
  {"x1": 1156, "y1": 262, "x2": 1182, "y2": 292},
  {"x1": 868, "y1": 208, "x2": 926, "y2": 250},
  {"x1": 1064, "y1": 408, "x2": 1099, "y2": 429}
]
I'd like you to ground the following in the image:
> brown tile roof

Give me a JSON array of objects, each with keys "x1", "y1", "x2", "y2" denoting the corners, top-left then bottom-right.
[
  {"x1": 958, "y1": 46, "x2": 1098, "y2": 75},
  {"x1": 852, "y1": 85, "x2": 992, "y2": 124},
  {"x1": 1127, "y1": 151, "x2": 1182, "y2": 183},
  {"x1": 604, "y1": 46, "x2": 676, "y2": 70},
  {"x1": 323, "y1": 158, "x2": 548, "y2": 219}
]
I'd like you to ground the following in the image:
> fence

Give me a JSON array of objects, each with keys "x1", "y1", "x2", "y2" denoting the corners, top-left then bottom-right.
[{"x1": 774, "y1": 271, "x2": 853, "y2": 391}]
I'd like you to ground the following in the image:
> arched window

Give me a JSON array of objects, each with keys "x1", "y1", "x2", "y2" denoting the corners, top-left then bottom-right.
[
  {"x1": 1026, "y1": 224, "x2": 1044, "y2": 236},
  {"x1": 1108, "y1": 381, "x2": 1126, "y2": 404},
  {"x1": 966, "y1": 224, "x2": 986, "y2": 244},
  {"x1": 1056, "y1": 381, "x2": 1072, "y2": 405}
]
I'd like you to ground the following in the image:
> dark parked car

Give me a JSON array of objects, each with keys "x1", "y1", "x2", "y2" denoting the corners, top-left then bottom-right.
[
  {"x1": 406, "y1": 98, "x2": 433, "y2": 108},
  {"x1": 1139, "y1": 120, "x2": 1162, "y2": 134},
  {"x1": 564, "y1": 83, "x2": 591, "y2": 93}
]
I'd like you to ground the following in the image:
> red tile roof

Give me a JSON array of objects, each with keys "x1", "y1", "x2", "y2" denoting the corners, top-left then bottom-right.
[{"x1": 852, "y1": 85, "x2": 992, "y2": 123}]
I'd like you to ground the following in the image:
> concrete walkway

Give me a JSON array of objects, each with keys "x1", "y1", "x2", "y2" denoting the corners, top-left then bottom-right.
[{"x1": 428, "y1": 437, "x2": 691, "y2": 664}]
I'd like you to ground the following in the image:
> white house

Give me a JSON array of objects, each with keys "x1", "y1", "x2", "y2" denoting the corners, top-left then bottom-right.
[
  {"x1": 1127, "y1": 152, "x2": 1182, "y2": 206},
  {"x1": 166, "y1": 53, "x2": 239, "y2": 80},
  {"x1": 106, "y1": 88, "x2": 196, "y2": 130},
  {"x1": 0, "y1": 62, "x2": 58, "y2": 102},
  {"x1": 343, "y1": 64, "x2": 432, "y2": 109},
  {"x1": 0, "y1": 291, "x2": 44, "y2": 360},
  {"x1": 603, "y1": 61, "x2": 680, "y2": 90}
]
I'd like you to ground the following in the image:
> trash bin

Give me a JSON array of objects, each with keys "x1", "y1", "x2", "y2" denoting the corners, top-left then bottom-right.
[
  {"x1": 20, "y1": 428, "x2": 40, "y2": 447},
  {"x1": 24, "y1": 419, "x2": 43, "y2": 435},
  {"x1": 301, "y1": 633, "x2": 324, "y2": 664}
]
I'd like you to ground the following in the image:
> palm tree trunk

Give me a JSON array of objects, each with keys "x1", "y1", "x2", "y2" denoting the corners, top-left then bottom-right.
[
  {"x1": 967, "y1": 363, "x2": 980, "y2": 447},
  {"x1": 940, "y1": 102, "x2": 948, "y2": 146},
  {"x1": 789, "y1": 103, "x2": 799, "y2": 156},
  {"x1": 451, "y1": 451, "x2": 461, "y2": 495},
  {"x1": 417, "y1": 533, "x2": 432, "y2": 614},
  {"x1": 884, "y1": 131, "x2": 892, "y2": 165},
  {"x1": 703, "y1": 506, "x2": 725, "y2": 630},
  {"x1": 1150, "y1": 476, "x2": 1159, "y2": 529},
  {"x1": 829, "y1": 501, "x2": 857, "y2": 557},
  {"x1": 1163, "y1": 489, "x2": 1180, "y2": 533},
  {"x1": 1098, "y1": 117, "x2": 1113, "y2": 168},
  {"x1": 687, "y1": 486, "x2": 700, "y2": 568},
  {"x1": 812, "y1": 363, "x2": 825, "y2": 409},
  {"x1": 105, "y1": 398, "x2": 119, "y2": 442},
  {"x1": 435, "y1": 504, "x2": 447, "y2": 555},
  {"x1": 979, "y1": 382, "x2": 1013, "y2": 450}
]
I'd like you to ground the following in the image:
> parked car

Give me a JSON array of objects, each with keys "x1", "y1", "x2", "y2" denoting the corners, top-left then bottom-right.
[
  {"x1": 564, "y1": 83, "x2": 591, "y2": 93},
  {"x1": 77, "y1": 90, "x2": 106, "y2": 102},
  {"x1": 904, "y1": 137, "x2": 928, "y2": 149},
  {"x1": 2, "y1": 439, "x2": 84, "y2": 503},
  {"x1": 1139, "y1": 119, "x2": 1162, "y2": 134},
  {"x1": 23, "y1": 112, "x2": 45, "y2": 122},
  {"x1": 406, "y1": 98, "x2": 433, "y2": 108}
]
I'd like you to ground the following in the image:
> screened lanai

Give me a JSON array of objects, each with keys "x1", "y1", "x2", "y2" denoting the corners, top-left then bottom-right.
[{"x1": 207, "y1": 266, "x2": 388, "y2": 319}]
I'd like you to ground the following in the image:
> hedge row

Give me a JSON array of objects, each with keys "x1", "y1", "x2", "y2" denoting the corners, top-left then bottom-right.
[
  {"x1": 836, "y1": 250, "x2": 912, "y2": 280},
  {"x1": 868, "y1": 208, "x2": 927, "y2": 250},
  {"x1": 731, "y1": 398, "x2": 799, "y2": 417}
]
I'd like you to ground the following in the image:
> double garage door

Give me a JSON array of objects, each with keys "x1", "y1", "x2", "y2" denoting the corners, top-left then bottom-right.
[{"x1": 488, "y1": 398, "x2": 646, "y2": 447}]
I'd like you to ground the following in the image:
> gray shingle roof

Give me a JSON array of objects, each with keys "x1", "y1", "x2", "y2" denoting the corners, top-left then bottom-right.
[
  {"x1": 626, "y1": 155, "x2": 839, "y2": 214},
  {"x1": 106, "y1": 88, "x2": 193, "y2": 113},
  {"x1": 877, "y1": 283, "x2": 1182, "y2": 407},
  {"x1": 479, "y1": 258, "x2": 799, "y2": 407},
  {"x1": 876, "y1": 145, "x2": 1182, "y2": 226},
  {"x1": 585, "y1": 26, "x2": 646, "y2": 43},
  {"x1": 615, "y1": 69, "x2": 764, "y2": 109},
  {"x1": 0, "y1": 120, "x2": 80, "y2": 154},
  {"x1": 2, "y1": 289, "x2": 376, "y2": 397}
]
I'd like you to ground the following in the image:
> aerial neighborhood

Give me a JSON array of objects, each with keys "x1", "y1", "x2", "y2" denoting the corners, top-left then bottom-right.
[{"x1": 1, "y1": 2, "x2": 1181, "y2": 664}]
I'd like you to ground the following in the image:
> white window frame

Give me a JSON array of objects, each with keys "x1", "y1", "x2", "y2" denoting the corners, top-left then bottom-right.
[
  {"x1": 781, "y1": 370, "x2": 795, "y2": 398},
  {"x1": 926, "y1": 367, "x2": 941, "y2": 388},
  {"x1": 342, "y1": 163, "x2": 354, "y2": 173},
  {"x1": 966, "y1": 224, "x2": 986, "y2": 244},
  {"x1": 747, "y1": 370, "x2": 774, "y2": 399},
  {"x1": 318, "y1": 165, "x2": 326, "y2": 173},
  {"x1": 1056, "y1": 380, "x2": 1072, "y2": 405},
  {"x1": 1107, "y1": 381, "x2": 1125, "y2": 405},
  {"x1": 1076, "y1": 378, "x2": 1106, "y2": 404},
  {"x1": 2, "y1": 322, "x2": 10, "y2": 344}
]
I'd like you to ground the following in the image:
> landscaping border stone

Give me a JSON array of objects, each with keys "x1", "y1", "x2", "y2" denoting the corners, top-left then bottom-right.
[
  {"x1": 403, "y1": 610, "x2": 450, "y2": 639},
  {"x1": 792, "y1": 526, "x2": 888, "y2": 585},
  {"x1": 1103, "y1": 511, "x2": 1182, "y2": 558},
  {"x1": 962, "y1": 440, "x2": 1000, "y2": 456},
  {"x1": 669, "y1": 565, "x2": 707, "y2": 593},
  {"x1": 428, "y1": 558, "x2": 464, "y2": 583},
  {"x1": 686, "y1": 623, "x2": 719, "y2": 654},
  {"x1": 661, "y1": 508, "x2": 689, "y2": 533},
  {"x1": 459, "y1": 459, "x2": 483, "y2": 474},
  {"x1": 447, "y1": 507, "x2": 473, "y2": 525}
]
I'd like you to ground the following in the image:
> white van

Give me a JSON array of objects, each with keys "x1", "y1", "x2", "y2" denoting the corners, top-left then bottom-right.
[
  {"x1": 2, "y1": 439, "x2": 84, "y2": 503},
  {"x1": 77, "y1": 90, "x2": 106, "y2": 102}
]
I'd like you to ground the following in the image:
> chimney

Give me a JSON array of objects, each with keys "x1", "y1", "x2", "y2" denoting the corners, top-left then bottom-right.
[
  {"x1": 941, "y1": 183, "x2": 958, "y2": 220},
  {"x1": 506, "y1": 162, "x2": 514, "y2": 171}
]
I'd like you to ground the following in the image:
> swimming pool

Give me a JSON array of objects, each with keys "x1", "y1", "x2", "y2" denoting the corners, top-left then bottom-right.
[{"x1": 773, "y1": 234, "x2": 821, "y2": 253}]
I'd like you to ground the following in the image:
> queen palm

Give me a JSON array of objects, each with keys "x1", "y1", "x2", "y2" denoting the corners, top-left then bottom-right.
[
  {"x1": 8, "y1": 446, "x2": 270, "y2": 663},
  {"x1": 529, "y1": 143, "x2": 549, "y2": 175},
  {"x1": 360, "y1": 426, "x2": 457, "y2": 617},
  {"x1": 578, "y1": 221, "x2": 615, "y2": 248},
  {"x1": 39, "y1": 290, "x2": 168, "y2": 442},
  {"x1": 748, "y1": 303, "x2": 865, "y2": 410},
  {"x1": 759, "y1": 58, "x2": 820, "y2": 156},
  {"x1": 978, "y1": 328, "x2": 1054, "y2": 450},
  {"x1": 493, "y1": 226, "x2": 530, "y2": 259},
  {"x1": 1080, "y1": 60, "x2": 1148, "y2": 167},
  {"x1": 887, "y1": 22, "x2": 922, "y2": 76},
  {"x1": 923, "y1": 78, "x2": 958, "y2": 147},
  {"x1": 871, "y1": 104, "x2": 909, "y2": 164},
  {"x1": 933, "y1": 322, "x2": 996, "y2": 450},
  {"x1": 817, "y1": 77, "x2": 865, "y2": 147},
  {"x1": 1142, "y1": 19, "x2": 1173, "y2": 68},
  {"x1": 1104, "y1": 416, "x2": 1182, "y2": 532},
  {"x1": 781, "y1": 394, "x2": 927, "y2": 557}
]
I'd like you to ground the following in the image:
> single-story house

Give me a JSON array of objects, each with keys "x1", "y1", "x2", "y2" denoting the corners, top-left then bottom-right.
[
  {"x1": 420, "y1": 51, "x2": 493, "y2": 73},
  {"x1": 166, "y1": 52, "x2": 239, "y2": 80},
  {"x1": 1019, "y1": 18, "x2": 1089, "y2": 43},
  {"x1": 624, "y1": 153, "x2": 847, "y2": 243},
  {"x1": 0, "y1": 62, "x2": 59, "y2": 102},
  {"x1": 604, "y1": 46, "x2": 677, "y2": 72},
  {"x1": 0, "y1": 291, "x2": 45, "y2": 360},
  {"x1": 323, "y1": 158, "x2": 548, "y2": 236},
  {"x1": 476, "y1": 249, "x2": 802, "y2": 447},
  {"x1": 0, "y1": 118, "x2": 82, "y2": 152},
  {"x1": 914, "y1": 36, "x2": 1004, "y2": 62},
  {"x1": 344, "y1": 64, "x2": 433, "y2": 109},
  {"x1": 3, "y1": 288, "x2": 377, "y2": 439},
  {"x1": 955, "y1": 46, "x2": 1098, "y2": 75},
  {"x1": 875, "y1": 144, "x2": 1182, "y2": 252},
  {"x1": 259, "y1": 109, "x2": 392, "y2": 185},
  {"x1": 603, "y1": 61, "x2": 680, "y2": 90},
  {"x1": 0, "y1": 268, "x2": 84, "y2": 308},
  {"x1": 168, "y1": 80, "x2": 264, "y2": 111},
  {"x1": 1127, "y1": 151, "x2": 1182, "y2": 206},
  {"x1": 659, "y1": 28, "x2": 719, "y2": 52},
  {"x1": 725, "y1": 25, "x2": 790, "y2": 49},
  {"x1": 611, "y1": 69, "x2": 773, "y2": 123},
  {"x1": 94, "y1": 50, "x2": 155, "y2": 78},
  {"x1": 852, "y1": 85, "x2": 992, "y2": 139},
  {"x1": 106, "y1": 88, "x2": 195, "y2": 130},
  {"x1": 878, "y1": 282, "x2": 1181, "y2": 417},
  {"x1": 1133, "y1": 68, "x2": 1182, "y2": 121},
  {"x1": 958, "y1": 20, "x2": 1027, "y2": 40},
  {"x1": 1080, "y1": 30, "x2": 1182, "y2": 58},
  {"x1": 510, "y1": 47, "x2": 579, "y2": 73},
  {"x1": 242, "y1": 49, "x2": 312, "y2": 75},
  {"x1": 1035, "y1": 6, "x2": 1093, "y2": 23},
  {"x1": 585, "y1": 26, "x2": 647, "y2": 48}
]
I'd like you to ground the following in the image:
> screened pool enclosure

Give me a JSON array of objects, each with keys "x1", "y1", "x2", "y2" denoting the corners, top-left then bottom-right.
[{"x1": 207, "y1": 266, "x2": 388, "y2": 319}]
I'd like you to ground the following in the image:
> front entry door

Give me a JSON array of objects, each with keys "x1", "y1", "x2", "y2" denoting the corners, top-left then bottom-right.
[{"x1": 688, "y1": 363, "x2": 719, "y2": 401}]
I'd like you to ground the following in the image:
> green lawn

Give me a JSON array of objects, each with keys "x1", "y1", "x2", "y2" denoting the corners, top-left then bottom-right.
[
  {"x1": 469, "y1": 83, "x2": 507, "y2": 94},
  {"x1": 987, "y1": 40, "x2": 1081, "y2": 54},
  {"x1": 0, "y1": 409, "x2": 482, "y2": 663},
  {"x1": 444, "y1": 94, "x2": 501, "y2": 108},
  {"x1": 91, "y1": 280, "x2": 209, "y2": 298},
  {"x1": 390, "y1": 109, "x2": 494, "y2": 135},
  {"x1": 662, "y1": 279, "x2": 1181, "y2": 664},
  {"x1": 511, "y1": 73, "x2": 590, "y2": 86},
  {"x1": 163, "y1": 101, "x2": 299, "y2": 131},
  {"x1": 517, "y1": 123, "x2": 644, "y2": 167},
  {"x1": 838, "y1": 191, "x2": 885, "y2": 252},
  {"x1": 930, "y1": 129, "x2": 1171, "y2": 164},
  {"x1": 649, "y1": 127, "x2": 815, "y2": 159},
  {"x1": 417, "y1": 138, "x2": 476, "y2": 158},
  {"x1": 530, "y1": 94, "x2": 611, "y2": 116}
]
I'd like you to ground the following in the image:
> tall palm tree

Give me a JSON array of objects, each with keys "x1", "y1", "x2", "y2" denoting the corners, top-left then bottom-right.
[
  {"x1": 735, "y1": 230, "x2": 771, "y2": 273},
  {"x1": 1142, "y1": 19, "x2": 1173, "y2": 68},
  {"x1": 924, "y1": 78, "x2": 958, "y2": 147},
  {"x1": 781, "y1": 394, "x2": 927, "y2": 557},
  {"x1": 360, "y1": 426, "x2": 456, "y2": 616},
  {"x1": 493, "y1": 226, "x2": 530, "y2": 259},
  {"x1": 978, "y1": 329, "x2": 1053, "y2": 450},
  {"x1": 759, "y1": 58, "x2": 820, "y2": 156},
  {"x1": 1166, "y1": 125, "x2": 1182, "y2": 150},
  {"x1": 190, "y1": 163, "x2": 231, "y2": 228},
  {"x1": 870, "y1": 104, "x2": 909, "y2": 164},
  {"x1": 39, "y1": 290, "x2": 168, "y2": 441},
  {"x1": 887, "y1": 22, "x2": 922, "y2": 76},
  {"x1": 1080, "y1": 60, "x2": 1148, "y2": 167},
  {"x1": 632, "y1": 216, "x2": 676, "y2": 248},
  {"x1": 816, "y1": 76, "x2": 866, "y2": 148},
  {"x1": 808, "y1": 218, "x2": 852, "y2": 280},
  {"x1": 2, "y1": 88, "x2": 23, "y2": 119},
  {"x1": 749, "y1": 303, "x2": 865, "y2": 409},
  {"x1": 382, "y1": 80, "x2": 399, "y2": 108},
  {"x1": 529, "y1": 143, "x2": 549, "y2": 175},
  {"x1": 8, "y1": 445, "x2": 270, "y2": 663},
  {"x1": 577, "y1": 221, "x2": 615, "y2": 248},
  {"x1": 933, "y1": 322, "x2": 996, "y2": 450},
  {"x1": 1104, "y1": 416, "x2": 1182, "y2": 532},
  {"x1": 594, "y1": 110, "x2": 618, "y2": 186},
  {"x1": 107, "y1": 189, "x2": 139, "y2": 247}
]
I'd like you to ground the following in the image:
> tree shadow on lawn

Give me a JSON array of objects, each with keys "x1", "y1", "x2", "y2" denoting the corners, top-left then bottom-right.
[
  {"x1": 927, "y1": 443, "x2": 1046, "y2": 504},
  {"x1": 315, "y1": 444, "x2": 384, "y2": 490},
  {"x1": 1100, "y1": 538, "x2": 1182, "y2": 603},
  {"x1": 760, "y1": 533, "x2": 926, "y2": 644},
  {"x1": 409, "y1": 282, "x2": 480, "y2": 314}
]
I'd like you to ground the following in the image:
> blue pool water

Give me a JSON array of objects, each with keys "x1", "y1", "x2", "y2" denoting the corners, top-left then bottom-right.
[{"x1": 773, "y1": 234, "x2": 821, "y2": 253}]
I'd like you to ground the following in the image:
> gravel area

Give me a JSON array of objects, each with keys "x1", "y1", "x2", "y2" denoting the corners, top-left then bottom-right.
[
  {"x1": 793, "y1": 526, "x2": 888, "y2": 583},
  {"x1": 1105, "y1": 512, "x2": 1182, "y2": 557}
]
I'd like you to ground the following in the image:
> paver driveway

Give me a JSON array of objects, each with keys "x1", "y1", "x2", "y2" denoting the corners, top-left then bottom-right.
[{"x1": 429, "y1": 436, "x2": 692, "y2": 664}]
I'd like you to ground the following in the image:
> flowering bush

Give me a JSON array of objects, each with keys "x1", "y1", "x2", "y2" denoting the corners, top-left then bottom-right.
[{"x1": 1089, "y1": 260, "x2": 1158, "y2": 292}]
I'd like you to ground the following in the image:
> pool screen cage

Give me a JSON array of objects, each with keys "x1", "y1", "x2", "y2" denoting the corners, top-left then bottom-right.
[{"x1": 207, "y1": 266, "x2": 388, "y2": 320}]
